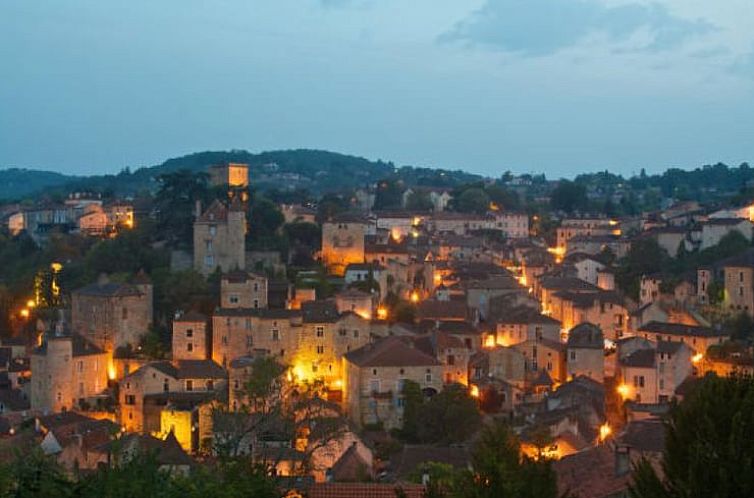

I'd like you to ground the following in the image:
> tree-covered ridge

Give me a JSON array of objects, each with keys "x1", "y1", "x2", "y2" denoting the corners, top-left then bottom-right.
[{"x1": 0, "y1": 168, "x2": 76, "y2": 200}]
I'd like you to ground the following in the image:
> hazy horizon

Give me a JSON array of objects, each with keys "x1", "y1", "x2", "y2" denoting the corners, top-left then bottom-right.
[{"x1": 2, "y1": 1, "x2": 753, "y2": 178}]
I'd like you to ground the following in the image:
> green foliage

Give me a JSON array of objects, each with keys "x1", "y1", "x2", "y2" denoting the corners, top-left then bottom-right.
[
  {"x1": 154, "y1": 170, "x2": 212, "y2": 247},
  {"x1": 549, "y1": 181, "x2": 588, "y2": 213},
  {"x1": 450, "y1": 420, "x2": 559, "y2": 498},
  {"x1": 456, "y1": 188, "x2": 491, "y2": 215},
  {"x1": 400, "y1": 383, "x2": 481, "y2": 444},
  {"x1": 616, "y1": 238, "x2": 670, "y2": 299},
  {"x1": 726, "y1": 312, "x2": 754, "y2": 342},
  {"x1": 405, "y1": 191, "x2": 434, "y2": 212},
  {"x1": 374, "y1": 179, "x2": 404, "y2": 210},
  {"x1": 630, "y1": 375, "x2": 754, "y2": 498}
]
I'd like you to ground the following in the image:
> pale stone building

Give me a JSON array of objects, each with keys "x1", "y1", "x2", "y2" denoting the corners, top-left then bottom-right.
[
  {"x1": 71, "y1": 277, "x2": 153, "y2": 352},
  {"x1": 31, "y1": 333, "x2": 108, "y2": 414},
  {"x1": 321, "y1": 215, "x2": 368, "y2": 276},
  {"x1": 566, "y1": 323, "x2": 604, "y2": 383},
  {"x1": 221, "y1": 271, "x2": 268, "y2": 309},
  {"x1": 343, "y1": 336, "x2": 442, "y2": 430},
  {"x1": 172, "y1": 311, "x2": 208, "y2": 361},
  {"x1": 119, "y1": 359, "x2": 226, "y2": 433},
  {"x1": 193, "y1": 199, "x2": 246, "y2": 276}
]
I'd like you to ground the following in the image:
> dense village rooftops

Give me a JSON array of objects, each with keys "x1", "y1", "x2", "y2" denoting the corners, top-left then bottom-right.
[
  {"x1": 439, "y1": 234, "x2": 485, "y2": 248},
  {"x1": 621, "y1": 348, "x2": 656, "y2": 368},
  {"x1": 465, "y1": 276, "x2": 520, "y2": 290},
  {"x1": 364, "y1": 243, "x2": 409, "y2": 255},
  {"x1": 532, "y1": 369, "x2": 554, "y2": 386},
  {"x1": 568, "y1": 234, "x2": 624, "y2": 243},
  {"x1": 73, "y1": 282, "x2": 143, "y2": 297},
  {"x1": 328, "y1": 444, "x2": 371, "y2": 482},
  {"x1": 537, "y1": 337, "x2": 567, "y2": 353},
  {"x1": 344, "y1": 336, "x2": 440, "y2": 368},
  {"x1": 174, "y1": 310, "x2": 207, "y2": 322},
  {"x1": 337, "y1": 288, "x2": 373, "y2": 299},
  {"x1": 638, "y1": 321, "x2": 725, "y2": 338},
  {"x1": 567, "y1": 323, "x2": 604, "y2": 349},
  {"x1": 554, "y1": 444, "x2": 632, "y2": 498},
  {"x1": 491, "y1": 305, "x2": 560, "y2": 325},
  {"x1": 539, "y1": 276, "x2": 601, "y2": 292}
]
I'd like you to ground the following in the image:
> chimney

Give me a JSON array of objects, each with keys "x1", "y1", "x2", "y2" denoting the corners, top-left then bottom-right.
[
  {"x1": 195, "y1": 200, "x2": 202, "y2": 219},
  {"x1": 615, "y1": 445, "x2": 631, "y2": 476}
]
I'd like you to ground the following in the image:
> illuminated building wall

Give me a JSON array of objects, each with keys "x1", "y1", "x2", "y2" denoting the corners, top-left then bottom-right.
[{"x1": 321, "y1": 220, "x2": 367, "y2": 276}]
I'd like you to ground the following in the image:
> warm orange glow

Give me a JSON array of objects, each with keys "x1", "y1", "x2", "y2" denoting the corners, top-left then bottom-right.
[
  {"x1": 692, "y1": 353, "x2": 704, "y2": 364},
  {"x1": 50, "y1": 262, "x2": 63, "y2": 272},
  {"x1": 518, "y1": 275, "x2": 527, "y2": 287},
  {"x1": 599, "y1": 423, "x2": 612, "y2": 442},
  {"x1": 608, "y1": 219, "x2": 619, "y2": 226},
  {"x1": 391, "y1": 228, "x2": 403, "y2": 242},
  {"x1": 547, "y1": 246, "x2": 565, "y2": 263},
  {"x1": 26, "y1": 299, "x2": 36, "y2": 308},
  {"x1": 19, "y1": 308, "x2": 30, "y2": 318},
  {"x1": 412, "y1": 216, "x2": 422, "y2": 226},
  {"x1": 617, "y1": 383, "x2": 631, "y2": 400},
  {"x1": 484, "y1": 335, "x2": 496, "y2": 348},
  {"x1": 489, "y1": 202, "x2": 500, "y2": 211},
  {"x1": 410, "y1": 290, "x2": 420, "y2": 303},
  {"x1": 107, "y1": 362, "x2": 116, "y2": 381},
  {"x1": 612, "y1": 229, "x2": 622, "y2": 236},
  {"x1": 470, "y1": 385, "x2": 480, "y2": 398},
  {"x1": 333, "y1": 379, "x2": 343, "y2": 389},
  {"x1": 376, "y1": 307, "x2": 388, "y2": 320}
]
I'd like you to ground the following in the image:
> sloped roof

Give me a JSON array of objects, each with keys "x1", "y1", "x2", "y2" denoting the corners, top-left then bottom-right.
[
  {"x1": 330, "y1": 443, "x2": 371, "y2": 482},
  {"x1": 308, "y1": 483, "x2": 425, "y2": 498},
  {"x1": 390, "y1": 445, "x2": 470, "y2": 480},
  {"x1": 302, "y1": 300, "x2": 340, "y2": 323},
  {"x1": 567, "y1": 323, "x2": 604, "y2": 350},
  {"x1": 344, "y1": 336, "x2": 440, "y2": 368},
  {"x1": 621, "y1": 348, "x2": 655, "y2": 368},
  {"x1": 73, "y1": 282, "x2": 142, "y2": 297},
  {"x1": 174, "y1": 310, "x2": 207, "y2": 323},
  {"x1": 492, "y1": 305, "x2": 560, "y2": 325},
  {"x1": 196, "y1": 199, "x2": 228, "y2": 223},
  {"x1": 416, "y1": 300, "x2": 468, "y2": 321},
  {"x1": 638, "y1": 321, "x2": 725, "y2": 338}
]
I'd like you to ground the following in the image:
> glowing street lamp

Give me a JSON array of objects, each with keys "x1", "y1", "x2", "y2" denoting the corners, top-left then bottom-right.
[
  {"x1": 26, "y1": 299, "x2": 36, "y2": 308},
  {"x1": 377, "y1": 307, "x2": 388, "y2": 320},
  {"x1": 617, "y1": 383, "x2": 631, "y2": 400},
  {"x1": 692, "y1": 353, "x2": 704, "y2": 364},
  {"x1": 19, "y1": 308, "x2": 30, "y2": 319},
  {"x1": 599, "y1": 423, "x2": 612, "y2": 442},
  {"x1": 470, "y1": 385, "x2": 480, "y2": 398},
  {"x1": 410, "y1": 290, "x2": 420, "y2": 303}
]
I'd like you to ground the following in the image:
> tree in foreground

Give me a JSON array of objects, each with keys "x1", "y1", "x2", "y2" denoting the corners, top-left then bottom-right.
[
  {"x1": 449, "y1": 420, "x2": 559, "y2": 498},
  {"x1": 630, "y1": 375, "x2": 754, "y2": 498}
]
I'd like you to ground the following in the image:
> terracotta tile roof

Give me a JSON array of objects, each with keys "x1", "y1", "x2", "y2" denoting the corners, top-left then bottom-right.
[
  {"x1": 619, "y1": 418, "x2": 665, "y2": 453},
  {"x1": 302, "y1": 300, "x2": 340, "y2": 323},
  {"x1": 307, "y1": 483, "x2": 425, "y2": 498},
  {"x1": 554, "y1": 444, "x2": 631, "y2": 498},
  {"x1": 540, "y1": 277, "x2": 600, "y2": 292},
  {"x1": 345, "y1": 336, "x2": 440, "y2": 368},
  {"x1": 490, "y1": 305, "x2": 560, "y2": 325}
]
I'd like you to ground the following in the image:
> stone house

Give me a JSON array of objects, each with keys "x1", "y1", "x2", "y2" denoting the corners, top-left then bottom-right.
[
  {"x1": 31, "y1": 333, "x2": 108, "y2": 414},
  {"x1": 221, "y1": 271, "x2": 268, "y2": 309},
  {"x1": 321, "y1": 215, "x2": 369, "y2": 276},
  {"x1": 413, "y1": 331, "x2": 471, "y2": 385},
  {"x1": 193, "y1": 199, "x2": 246, "y2": 276},
  {"x1": 513, "y1": 338, "x2": 567, "y2": 384},
  {"x1": 636, "y1": 321, "x2": 727, "y2": 355},
  {"x1": 119, "y1": 359, "x2": 226, "y2": 433},
  {"x1": 172, "y1": 311, "x2": 208, "y2": 361},
  {"x1": 490, "y1": 307, "x2": 561, "y2": 347},
  {"x1": 565, "y1": 323, "x2": 604, "y2": 383},
  {"x1": 343, "y1": 337, "x2": 442, "y2": 430},
  {"x1": 71, "y1": 277, "x2": 153, "y2": 352},
  {"x1": 700, "y1": 218, "x2": 753, "y2": 250}
]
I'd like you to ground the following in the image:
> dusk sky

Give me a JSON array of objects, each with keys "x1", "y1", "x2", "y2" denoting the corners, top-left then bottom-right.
[{"x1": 1, "y1": 0, "x2": 753, "y2": 178}]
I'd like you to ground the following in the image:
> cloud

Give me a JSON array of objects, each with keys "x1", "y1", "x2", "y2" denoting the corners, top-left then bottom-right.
[{"x1": 440, "y1": 0, "x2": 714, "y2": 56}]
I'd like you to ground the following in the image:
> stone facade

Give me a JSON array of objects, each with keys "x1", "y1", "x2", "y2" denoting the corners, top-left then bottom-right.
[
  {"x1": 221, "y1": 271, "x2": 268, "y2": 309},
  {"x1": 321, "y1": 217, "x2": 368, "y2": 276},
  {"x1": 71, "y1": 280, "x2": 153, "y2": 352},
  {"x1": 172, "y1": 311, "x2": 208, "y2": 361},
  {"x1": 31, "y1": 334, "x2": 108, "y2": 414},
  {"x1": 193, "y1": 199, "x2": 246, "y2": 276}
]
